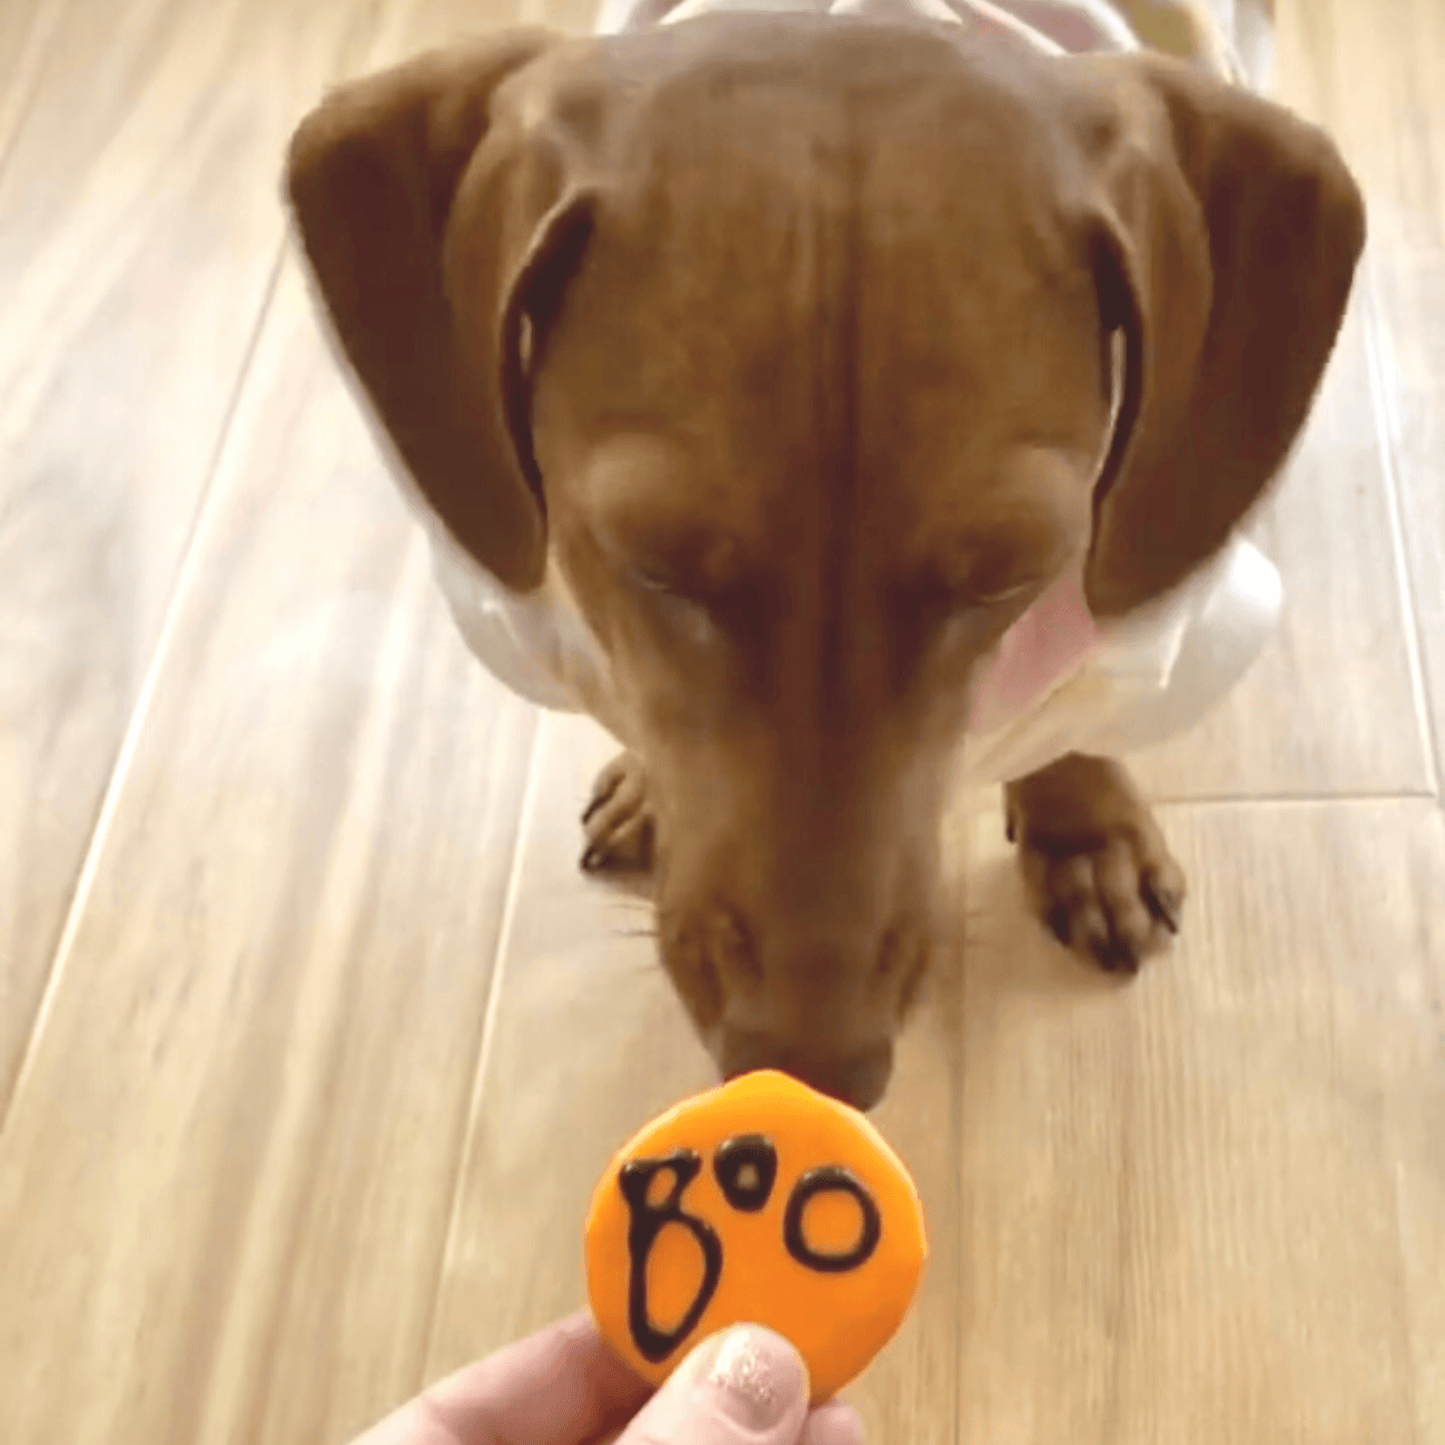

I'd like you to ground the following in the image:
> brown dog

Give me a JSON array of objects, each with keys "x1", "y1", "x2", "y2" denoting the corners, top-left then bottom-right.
[{"x1": 287, "y1": 11, "x2": 1363, "y2": 1108}]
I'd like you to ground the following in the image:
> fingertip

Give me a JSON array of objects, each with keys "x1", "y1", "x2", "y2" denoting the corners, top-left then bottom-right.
[
  {"x1": 800, "y1": 1400, "x2": 865, "y2": 1445},
  {"x1": 682, "y1": 1324, "x2": 811, "y2": 1424},
  {"x1": 621, "y1": 1325, "x2": 810, "y2": 1443}
]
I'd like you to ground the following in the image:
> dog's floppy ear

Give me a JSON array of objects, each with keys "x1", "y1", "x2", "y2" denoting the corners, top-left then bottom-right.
[
  {"x1": 1074, "y1": 53, "x2": 1365, "y2": 616},
  {"x1": 287, "y1": 33, "x2": 587, "y2": 591}
]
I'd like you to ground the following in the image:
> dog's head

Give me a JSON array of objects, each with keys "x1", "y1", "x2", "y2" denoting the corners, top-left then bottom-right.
[{"x1": 288, "y1": 16, "x2": 1362, "y2": 1108}]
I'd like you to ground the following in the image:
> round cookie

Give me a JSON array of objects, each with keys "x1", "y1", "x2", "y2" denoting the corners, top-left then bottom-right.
[{"x1": 584, "y1": 1069, "x2": 927, "y2": 1402}]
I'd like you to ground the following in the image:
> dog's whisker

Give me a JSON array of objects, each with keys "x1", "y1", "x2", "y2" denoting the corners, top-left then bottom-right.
[{"x1": 604, "y1": 897, "x2": 655, "y2": 913}]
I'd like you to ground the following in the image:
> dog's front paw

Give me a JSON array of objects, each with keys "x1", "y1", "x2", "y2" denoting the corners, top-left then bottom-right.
[
  {"x1": 1004, "y1": 753, "x2": 1186, "y2": 973},
  {"x1": 581, "y1": 751, "x2": 655, "y2": 874}
]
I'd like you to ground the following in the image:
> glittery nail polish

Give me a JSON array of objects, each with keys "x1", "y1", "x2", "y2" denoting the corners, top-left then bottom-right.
[{"x1": 700, "y1": 1326, "x2": 806, "y2": 1430}]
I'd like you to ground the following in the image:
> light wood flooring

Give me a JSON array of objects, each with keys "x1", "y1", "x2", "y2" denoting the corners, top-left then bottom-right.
[{"x1": 0, "y1": 0, "x2": 1442, "y2": 1439}]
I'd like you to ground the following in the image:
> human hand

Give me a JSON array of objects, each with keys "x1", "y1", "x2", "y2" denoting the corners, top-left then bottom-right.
[{"x1": 351, "y1": 1312, "x2": 863, "y2": 1445}]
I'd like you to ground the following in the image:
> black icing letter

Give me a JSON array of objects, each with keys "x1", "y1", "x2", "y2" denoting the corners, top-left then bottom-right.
[
  {"x1": 618, "y1": 1150, "x2": 724, "y2": 1363},
  {"x1": 783, "y1": 1164, "x2": 882, "y2": 1273},
  {"x1": 713, "y1": 1134, "x2": 778, "y2": 1213}
]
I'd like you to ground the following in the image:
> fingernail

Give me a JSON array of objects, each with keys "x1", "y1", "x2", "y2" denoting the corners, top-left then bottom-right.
[
  {"x1": 1046, "y1": 904, "x2": 1071, "y2": 946},
  {"x1": 687, "y1": 1326, "x2": 808, "y2": 1430}
]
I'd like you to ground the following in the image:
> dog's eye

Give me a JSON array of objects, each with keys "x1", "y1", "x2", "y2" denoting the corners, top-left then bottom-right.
[
  {"x1": 931, "y1": 581, "x2": 1040, "y2": 661},
  {"x1": 629, "y1": 569, "x2": 716, "y2": 648},
  {"x1": 630, "y1": 568, "x2": 674, "y2": 596},
  {"x1": 948, "y1": 580, "x2": 1037, "y2": 622},
  {"x1": 967, "y1": 582, "x2": 1035, "y2": 609}
]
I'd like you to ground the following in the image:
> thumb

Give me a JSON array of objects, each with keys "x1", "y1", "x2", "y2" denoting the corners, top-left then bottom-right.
[{"x1": 616, "y1": 1326, "x2": 811, "y2": 1445}]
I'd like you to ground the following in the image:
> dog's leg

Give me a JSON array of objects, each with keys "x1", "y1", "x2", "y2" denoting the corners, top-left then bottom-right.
[
  {"x1": 1004, "y1": 753, "x2": 1186, "y2": 972},
  {"x1": 581, "y1": 752, "x2": 656, "y2": 873}
]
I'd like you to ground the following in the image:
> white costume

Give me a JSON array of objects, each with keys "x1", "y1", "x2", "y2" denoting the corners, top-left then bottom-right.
[{"x1": 425, "y1": 0, "x2": 1283, "y2": 784}]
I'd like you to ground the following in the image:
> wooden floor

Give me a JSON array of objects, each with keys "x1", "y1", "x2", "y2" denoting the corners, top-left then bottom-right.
[{"x1": 0, "y1": 0, "x2": 1442, "y2": 1439}]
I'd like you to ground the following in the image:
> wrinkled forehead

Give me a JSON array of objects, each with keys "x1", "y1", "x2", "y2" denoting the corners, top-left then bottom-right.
[{"x1": 531, "y1": 20, "x2": 1107, "y2": 561}]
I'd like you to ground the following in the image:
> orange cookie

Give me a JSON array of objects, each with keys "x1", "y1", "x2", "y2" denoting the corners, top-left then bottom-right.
[{"x1": 584, "y1": 1069, "x2": 927, "y2": 1402}]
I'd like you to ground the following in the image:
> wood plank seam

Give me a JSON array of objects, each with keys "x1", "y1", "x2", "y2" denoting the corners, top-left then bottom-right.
[
  {"x1": 0, "y1": 244, "x2": 289, "y2": 1132},
  {"x1": 418, "y1": 707, "x2": 549, "y2": 1374},
  {"x1": 1360, "y1": 259, "x2": 1444, "y2": 797},
  {"x1": 1145, "y1": 787, "x2": 1440, "y2": 805}
]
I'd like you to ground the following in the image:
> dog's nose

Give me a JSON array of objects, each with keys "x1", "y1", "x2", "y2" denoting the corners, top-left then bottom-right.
[{"x1": 719, "y1": 1031, "x2": 894, "y2": 1112}]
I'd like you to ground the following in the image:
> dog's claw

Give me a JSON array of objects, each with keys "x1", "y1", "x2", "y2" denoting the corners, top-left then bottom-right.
[
  {"x1": 1046, "y1": 903, "x2": 1071, "y2": 946},
  {"x1": 1006, "y1": 756, "x2": 1187, "y2": 973},
  {"x1": 1098, "y1": 937, "x2": 1142, "y2": 974},
  {"x1": 580, "y1": 752, "x2": 656, "y2": 875},
  {"x1": 1153, "y1": 900, "x2": 1181, "y2": 935},
  {"x1": 581, "y1": 778, "x2": 618, "y2": 826},
  {"x1": 1144, "y1": 866, "x2": 1184, "y2": 933},
  {"x1": 1022, "y1": 831, "x2": 1184, "y2": 971}
]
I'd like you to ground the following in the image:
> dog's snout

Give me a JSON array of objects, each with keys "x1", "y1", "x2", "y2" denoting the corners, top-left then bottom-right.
[
  {"x1": 720, "y1": 1030, "x2": 894, "y2": 1112},
  {"x1": 680, "y1": 900, "x2": 929, "y2": 1111}
]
